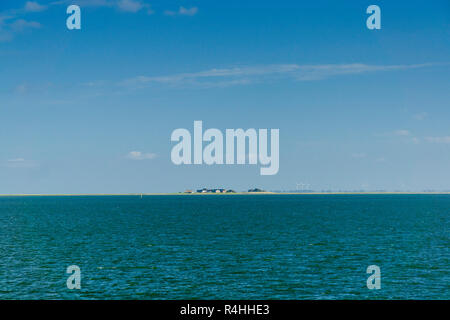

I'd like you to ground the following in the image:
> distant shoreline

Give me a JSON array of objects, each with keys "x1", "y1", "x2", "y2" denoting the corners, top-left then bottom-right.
[{"x1": 1, "y1": 192, "x2": 450, "y2": 197}]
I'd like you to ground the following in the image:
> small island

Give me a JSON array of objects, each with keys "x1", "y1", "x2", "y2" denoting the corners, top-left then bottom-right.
[{"x1": 183, "y1": 188, "x2": 267, "y2": 194}]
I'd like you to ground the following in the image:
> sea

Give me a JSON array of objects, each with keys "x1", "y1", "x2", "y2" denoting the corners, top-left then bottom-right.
[{"x1": 0, "y1": 194, "x2": 448, "y2": 299}]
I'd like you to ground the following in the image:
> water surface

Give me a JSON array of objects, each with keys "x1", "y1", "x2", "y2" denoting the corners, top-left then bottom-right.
[{"x1": 0, "y1": 195, "x2": 448, "y2": 299}]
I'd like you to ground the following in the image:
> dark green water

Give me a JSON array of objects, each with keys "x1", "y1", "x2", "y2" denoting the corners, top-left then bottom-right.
[{"x1": 0, "y1": 195, "x2": 448, "y2": 299}]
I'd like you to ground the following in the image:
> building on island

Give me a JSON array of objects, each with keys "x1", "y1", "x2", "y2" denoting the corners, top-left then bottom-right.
[{"x1": 192, "y1": 188, "x2": 232, "y2": 193}]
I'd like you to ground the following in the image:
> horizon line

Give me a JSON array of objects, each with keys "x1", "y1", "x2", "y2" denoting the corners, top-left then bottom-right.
[{"x1": 2, "y1": 191, "x2": 450, "y2": 197}]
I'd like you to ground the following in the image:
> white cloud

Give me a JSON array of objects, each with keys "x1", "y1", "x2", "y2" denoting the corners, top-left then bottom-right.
[
  {"x1": 115, "y1": 0, "x2": 155, "y2": 14},
  {"x1": 117, "y1": 0, "x2": 143, "y2": 13},
  {"x1": 5, "y1": 158, "x2": 38, "y2": 168},
  {"x1": 49, "y1": 0, "x2": 113, "y2": 8},
  {"x1": 0, "y1": 16, "x2": 41, "y2": 42},
  {"x1": 413, "y1": 112, "x2": 428, "y2": 120},
  {"x1": 179, "y1": 6, "x2": 198, "y2": 16},
  {"x1": 24, "y1": 1, "x2": 47, "y2": 12},
  {"x1": 165, "y1": 6, "x2": 198, "y2": 16},
  {"x1": 425, "y1": 136, "x2": 450, "y2": 144},
  {"x1": 10, "y1": 19, "x2": 41, "y2": 31},
  {"x1": 126, "y1": 151, "x2": 157, "y2": 160},
  {"x1": 121, "y1": 63, "x2": 435, "y2": 89},
  {"x1": 394, "y1": 129, "x2": 410, "y2": 136},
  {"x1": 411, "y1": 137, "x2": 420, "y2": 144},
  {"x1": 0, "y1": 0, "x2": 157, "y2": 43}
]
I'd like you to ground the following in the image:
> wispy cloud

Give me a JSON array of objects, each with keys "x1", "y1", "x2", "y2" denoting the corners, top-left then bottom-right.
[
  {"x1": 413, "y1": 112, "x2": 428, "y2": 121},
  {"x1": 0, "y1": 1, "x2": 45, "y2": 41},
  {"x1": 126, "y1": 151, "x2": 157, "y2": 160},
  {"x1": 165, "y1": 6, "x2": 198, "y2": 16},
  {"x1": 0, "y1": 0, "x2": 151, "y2": 42},
  {"x1": 51, "y1": 0, "x2": 145, "y2": 11},
  {"x1": 179, "y1": 6, "x2": 198, "y2": 16},
  {"x1": 412, "y1": 137, "x2": 420, "y2": 144},
  {"x1": 377, "y1": 132, "x2": 450, "y2": 145},
  {"x1": 351, "y1": 153, "x2": 367, "y2": 159},
  {"x1": 120, "y1": 63, "x2": 435, "y2": 89},
  {"x1": 117, "y1": 0, "x2": 143, "y2": 12},
  {"x1": 293, "y1": 63, "x2": 433, "y2": 81},
  {"x1": 50, "y1": 0, "x2": 152, "y2": 14},
  {"x1": 10, "y1": 19, "x2": 41, "y2": 31},
  {"x1": 116, "y1": 0, "x2": 153, "y2": 14},
  {"x1": 0, "y1": 15, "x2": 41, "y2": 42},
  {"x1": 5, "y1": 158, "x2": 39, "y2": 168},
  {"x1": 49, "y1": 0, "x2": 113, "y2": 8},
  {"x1": 425, "y1": 136, "x2": 450, "y2": 144},
  {"x1": 394, "y1": 129, "x2": 411, "y2": 136},
  {"x1": 24, "y1": 1, "x2": 47, "y2": 12},
  {"x1": 82, "y1": 80, "x2": 106, "y2": 87}
]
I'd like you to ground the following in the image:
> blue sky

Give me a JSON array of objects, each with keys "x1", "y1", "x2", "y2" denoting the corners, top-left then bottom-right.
[{"x1": 1, "y1": 0, "x2": 449, "y2": 193}]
